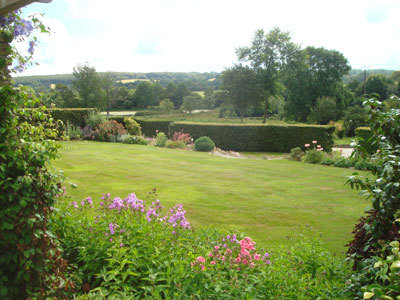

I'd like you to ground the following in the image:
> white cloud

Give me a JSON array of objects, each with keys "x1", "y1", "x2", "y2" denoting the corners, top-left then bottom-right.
[{"x1": 18, "y1": 0, "x2": 400, "y2": 75}]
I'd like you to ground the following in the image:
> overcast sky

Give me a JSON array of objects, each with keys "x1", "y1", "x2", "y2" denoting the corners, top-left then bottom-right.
[{"x1": 18, "y1": 0, "x2": 400, "y2": 76}]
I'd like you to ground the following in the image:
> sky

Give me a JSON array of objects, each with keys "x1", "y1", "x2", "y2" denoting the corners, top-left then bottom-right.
[{"x1": 16, "y1": 0, "x2": 400, "y2": 76}]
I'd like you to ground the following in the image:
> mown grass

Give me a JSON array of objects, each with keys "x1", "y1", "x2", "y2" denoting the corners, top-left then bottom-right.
[{"x1": 53, "y1": 141, "x2": 368, "y2": 255}]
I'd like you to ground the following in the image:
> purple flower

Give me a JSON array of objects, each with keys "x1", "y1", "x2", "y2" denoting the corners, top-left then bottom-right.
[
  {"x1": 120, "y1": 243, "x2": 124, "y2": 247},
  {"x1": 72, "y1": 201, "x2": 78, "y2": 209},
  {"x1": 28, "y1": 40, "x2": 35, "y2": 54},
  {"x1": 109, "y1": 223, "x2": 116, "y2": 235}
]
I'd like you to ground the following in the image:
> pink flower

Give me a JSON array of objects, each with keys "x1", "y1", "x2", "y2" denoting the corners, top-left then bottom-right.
[
  {"x1": 196, "y1": 256, "x2": 205, "y2": 263},
  {"x1": 208, "y1": 252, "x2": 213, "y2": 257},
  {"x1": 235, "y1": 257, "x2": 241, "y2": 263},
  {"x1": 242, "y1": 259, "x2": 248, "y2": 265},
  {"x1": 120, "y1": 243, "x2": 123, "y2": 247},
  {"x1": 312, "y1": 140, "x2": 317, "y2": 144},
  {"x1": 201, "y1": 266, "x2": 205, "y2": 271},
  {"x1": 214, "y1": 245, "x2": 220, "y2": 250},
  {"x1": 221, "y1": 256, "x2": 226, "y2": 261},
  {"x1": 250, "y1": 262, "x2": 255, "y2": 268},
  {"x1": 305, "y1": 144, "x2": 310, "y2": 147},
  {"x1": 225, "y1": 249, "x2": 232, "y2": 255},
  {"x1": 210, "y1": 261, "x2": 216, "y2": 265},
  {"x1": 72, "y1": 201, "x2": 78, "y2": 209},
  {"x1": 254, "y1": 254, "x2": 261, "y2": 261},
  {"x1": 265, "y1": 260, "x2": 271, "y2": 264},
  {"x1": 317, "y1": 145, "x2": 321, "y2": 148}
]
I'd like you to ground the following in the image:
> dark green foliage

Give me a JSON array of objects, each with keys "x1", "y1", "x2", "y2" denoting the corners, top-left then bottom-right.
[
  {"x1": 123, "y1": 117, "x2": 142, "y2": 136},
  {"x1": 343, "y1": 106, "x2": 369, "y2": 136},
  {"x1": 308, "y1": 96, "x2": 338, "y2": 124},
  {"x1": 109, "y1": 117, "x2": 172, "y2": 137},
  {"x1": 121, "y1": 135, "x2": 148, "y2": 145},
  {"x1": 347, "y1": 97, "x2": 400, "y2": 267},
  {"x1": 170, "y1": 122, "x2": 334, "y2": 152},
  {"x1": 0, "y1": 86, "x2": 73, "y2": 298},
  {"x1": 47, "y1": 108, "x2": 97, "y2": 127},
  {"x1": 289, "y1": 147, "x2": 304, "y2": 161},
  {"x1": 96, "y1": 120, "x2": 127, "y2": 142},
  {"x1": 302, "y1": 149, "x2": 325, "y2": 164},
  {"x1": 355, "y1": 126, "x2": 377, "y2": 155},
  {"x1": 194, "y1": 136, "x2": 215, "y2": 152}
]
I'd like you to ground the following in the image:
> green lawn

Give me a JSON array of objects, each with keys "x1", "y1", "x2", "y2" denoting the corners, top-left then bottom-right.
[{"x1": 53, "y1": 141, "x2": 369, "y2": 254}]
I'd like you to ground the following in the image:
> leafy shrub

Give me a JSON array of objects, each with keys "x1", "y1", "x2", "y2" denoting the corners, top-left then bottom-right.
[
  {"x1": 0, "y1": 86, "x2": 73, "y2": 298},
  {"x1": 86, "y1": 112, "x2": 106, "y2": 129},
  {"x1": 165, "y1": 140, "x2": 186, "y2": 149},
  {"x1": 343, "y1": 106, "x2": 368, "y2": 136},
  {"x1": 51, "y1": 191, "x2": 349, "y2": 299},
  {"x1": 334, "y1": 120, "x2": 345, "y2": 139},
  {"x1": 123, "y1": 117, "x2": 142, "y2": 136},
  {"x1": 289, "y1": 147, "x2": 304, "y2": 161},
  {"x1": 308, "y1": 96, "x2": 338, "y2": 125},
  {"x1": 121, "y1": 135, "x2": 148, "y2": 145},
  {"x1": 219, "y1": 104, "x2": 238, "y2": 118},
  {"x1": 347, "y1": 96, "x2": 400, "y2": 273},
  {"x1": 194, "y1": 136, "x2": 215, "y2": 152},
  {"x1": 333, "y1": 157, "x2": 353, "y2": 168},
  {"x1": 170, "y1": 122, "x2": 335, "y2": 152},
  {"x1": 321, "y1": 158, "x2": 335, "y2": 166},
  {"x1": 110, "y1": 117, "x2": 172, "y2": 137},
  {"x1": 172, "y1": 130, "x2": 192, "y2": 144},
  {"x1": 66, "y1": 123, "x2": 83, "y2": 140},
  {"x1": 155, "y1": 131, "x2": 168, "y2": 147},
  {"x1": 302, "y1": 149, "x2": 325, "y2": 164},
  {"x1": 96, "y1": 120, "x2": 127, "y2": 142},
  {"x1": 302, "y1": 140, "x2": 326, "y2": 164}
]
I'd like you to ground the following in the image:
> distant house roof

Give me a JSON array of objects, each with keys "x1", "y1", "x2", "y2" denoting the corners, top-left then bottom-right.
[{"x1": 0, "y1": 0, "x2": 51, "y2": 16}]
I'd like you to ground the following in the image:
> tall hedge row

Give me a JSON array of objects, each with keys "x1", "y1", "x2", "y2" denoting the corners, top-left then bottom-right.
[
  {"x1": 355, "y1": 127, "x2": 372, "y2": 141},
  {"x1": 46, "y1": 108, "x2": 97, "y2": 127},
  {"x1": 170, "y1": 122, "x2": 335, "y2": 152}
]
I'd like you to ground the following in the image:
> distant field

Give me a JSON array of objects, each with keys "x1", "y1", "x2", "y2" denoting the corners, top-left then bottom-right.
[
  {"x1": 117, "y1": 79, "x2": 150, "y2": 84},
  {"x1": 53, "y1": 141, "x2": 368, "y2": 255}
]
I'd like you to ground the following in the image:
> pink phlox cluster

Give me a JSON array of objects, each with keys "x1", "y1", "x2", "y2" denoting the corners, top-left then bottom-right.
[
  {"x1": 80, "y1": 196, "x2": 94, "y2": 208},
  {"x1": 109, "y1": 196, "x2": 125, "y2": 210},
  {"x1": 191, "y1": 256, "x2": 206, "y2": 272},
  {"x1": 161, "y1": 204, "x2": 191, "y2": 229},
  {"x1": 197, "y1": 235, "x2": 270, "y2": 272},
  {"x1": 304, "y1": 140, "x2": 323, "y2": 151}
]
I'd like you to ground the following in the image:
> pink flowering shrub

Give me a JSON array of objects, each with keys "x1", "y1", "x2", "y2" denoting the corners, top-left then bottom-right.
[
  {"x1": 303, "y1": 140, "x2": 326, "y2": 164},
  {"x1": 172, "y1": 130, "x2": 192, "y2": 144}
]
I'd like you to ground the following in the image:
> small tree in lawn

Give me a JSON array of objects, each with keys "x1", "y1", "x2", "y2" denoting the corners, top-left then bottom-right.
[
  {"x1": 159, "y1": 98, "x2": 174, "y2": 116},
  {"x1": 181, "y1": 94, "x2": 202, "y2": 114}
]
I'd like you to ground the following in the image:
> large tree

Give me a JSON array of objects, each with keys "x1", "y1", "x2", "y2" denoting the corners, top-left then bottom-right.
[
  {"x1": 100, "y1": 71, "x2": 115, "y2": 117},
  {"x1": 220, "y1": 64, "x2": 263, "y2": 123},
  {"x1": 72, "y1": 63, "x2": 102, "y2": 108},
  {"x1": 236, "y1": 27, "x2": 300, "y2": 123},
  {"x1": 284, "y1": 46, "x2": 351, "y2": 121}
]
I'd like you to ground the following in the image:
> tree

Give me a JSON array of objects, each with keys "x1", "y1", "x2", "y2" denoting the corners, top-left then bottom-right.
[
  {"x1": 100, "y1": 71, "x2": 115, "y2": 117},
  {"x1": 159, "y1": 98, "x2": 174, "y2": 116},
  {"x1": 284, "y1": 46, "x2": 351, "y2": 121},
  {"x1": 181, "y1": 94, "x2": 202, "y2": 114},
  {"x1": 220, "y1": 65, "x2": 263, "y2": 123},
  {"x1": 308, "y1": 96, "x2": 338, "y2": 124},
  {"x1": 72, "y1": 63, "x2": 102, "y2": 108},
  {"x1": 174, "y1": 83, "x2": 190, "y2": 108},
  {"x1": 237, "y1": 27, "x2": 300, "y2": 123},
  {"x1": 365, "y1": 74, "x2": 393, "y2": 100}
]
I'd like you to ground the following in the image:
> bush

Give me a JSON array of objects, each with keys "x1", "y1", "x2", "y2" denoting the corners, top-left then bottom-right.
[
  {"x1": 51, "y1": 191, "x2": 350, "y2": 299},
  {"x1": 320, "y1": 157, "x2": 335, "y2": 166},
  {"x1": 166, "y1": 140, "x2": 187, "y2": 149},
  {"x1": 109, "y1": 117, "x2": 172, "y2": 137},
  {"x1": 289, "y1": 147, "x2": 304, "y2": 161},
  {"x1": 170, "y1": 122, "x2": 334, "y2": 153},
  {"x1": 66, "y1": 123, "x2": 83, "y2": 140},
  {"x1": 302, "y1": 149, "x2": 325, "y2": 164},
  {"x1": 96, "y1": 120, "x2": 127, "y2": 142},
  {"x1": 194, "y1": 136, "x2": 215, "y2": 152},
  {"x1": 123, "y1": 117, "x2": 142, "y2": 136},
  {"x1": 343, "y1": 106, "x2": 368, "y2": 136},
  {"x1": 172, "y1": 130, "x2": 192, "y2": 144},
  {"x1": 87, "y1": 112, "x2": 106, "y2": 129},
  {"x1": 0, "y1": 86, "x2": 73, "y2": 298},
  {"x1": 333, "y1": 157, "x2": 353, "y2": 168},
  {"x1": 121, "y1": 135, "x2": 148, "y2": 145},
  {"x1": 155, "y1": 132, "x2": 168, "y2": 147},
  {"x1": 308, "y1": 96, "x2": 338, "y2": 125}
]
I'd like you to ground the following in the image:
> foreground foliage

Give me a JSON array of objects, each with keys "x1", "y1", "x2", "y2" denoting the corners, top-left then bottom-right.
[{"x1": 51, "y1": 191, "x2": 352, "y2": 299}]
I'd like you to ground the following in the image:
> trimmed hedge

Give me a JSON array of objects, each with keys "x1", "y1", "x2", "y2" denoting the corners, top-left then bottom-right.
[
  {"x1": 355, "y1": 127, "x2": 372, "y2": 141},
  {"x1": 46, "y1": 108, "x2": 97, "y2": 128},
  {"x1": 169, "y1": 122, "x2": 335, "y2": 152},
  {"x1": 109, "y1": 116, "x2": 172, "y2": 137}
]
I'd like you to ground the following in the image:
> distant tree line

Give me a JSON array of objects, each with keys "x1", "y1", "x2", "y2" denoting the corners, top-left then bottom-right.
[{"x1": 217, "y1": 27, "x2": 400, "y2": 133}]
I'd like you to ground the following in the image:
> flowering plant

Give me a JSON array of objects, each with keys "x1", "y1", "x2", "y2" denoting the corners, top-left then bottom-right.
[{"x1": 0, "y1": 10, "x2": 50, "y2": 72}]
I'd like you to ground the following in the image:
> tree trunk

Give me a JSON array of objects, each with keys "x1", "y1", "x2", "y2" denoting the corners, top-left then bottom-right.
[{"x1": 262, "y1": 96, "x2": 269, "y2": 124}]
